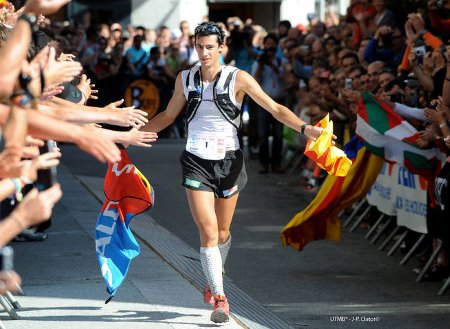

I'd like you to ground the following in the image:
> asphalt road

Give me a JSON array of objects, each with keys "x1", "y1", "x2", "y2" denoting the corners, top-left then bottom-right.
[{"x1": 61, "y1": 139, "x2": 450, "y2": 329}]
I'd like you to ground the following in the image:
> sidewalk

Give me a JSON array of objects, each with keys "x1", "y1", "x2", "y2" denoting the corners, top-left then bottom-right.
[{"x1": 1, "y1": 164, "x2": 243, "y2": 329}]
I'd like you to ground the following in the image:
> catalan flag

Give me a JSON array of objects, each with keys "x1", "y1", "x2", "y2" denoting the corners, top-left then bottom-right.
[
  {"x1": 95, "y1": 148, "x2": 154, "y2": 302},
  {"x1": 304, "y1": 114, "x2": 352, "y2": 177},
  {"x1": 281, "y1": 137, "x2": 383, "y2": 251}
]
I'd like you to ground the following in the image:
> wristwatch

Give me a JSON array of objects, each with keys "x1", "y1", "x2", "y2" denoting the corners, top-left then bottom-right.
[
  {"x1": 19, "y1": 72, "x2": 33, "y2": 90},
  {"x1": 18, "y1": 13, "x2": 38, "y2": 32},
  {"x1": 300, "y1": 123, "x2": 308, "y2": 135},
  {"x1": 10, "y1": 91, "x2": 33, "y2": 109}
]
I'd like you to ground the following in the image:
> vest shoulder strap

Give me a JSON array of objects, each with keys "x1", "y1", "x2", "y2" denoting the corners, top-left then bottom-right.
[{"x1": 182, "y1": 65, "x2": 201, "y2": 100}]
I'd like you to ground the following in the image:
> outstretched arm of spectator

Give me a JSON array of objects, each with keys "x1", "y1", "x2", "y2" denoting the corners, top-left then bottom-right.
[
  {"x1": 0, "y1": 185, "x2": 62, "y2": 247},
  {"x1": 23, "y1": 109, "x2": 121, "y2": 163},
  {"x1": 0, "y1": 150, "x2": 60, "y2": 200},
  {"x1": 0, "y1": 19, "x2": 33, "y2": 97},
  {"x1": 364, "y1": 26, "x2": 393, "y2": 63},
  {"x1": 424, "y1": 99, "x2": 450, "y2": 141},
  {"x1": 399, "y1": 20, "x2": 418, "y2": 73},
  {"x1": 0, "y1": 1, "x2": 71, "y2": 98},
  {"x1": 2, "y1": 105, "x2": 28, "y2": 154},
  {"x1": 87, "y1": 126, "x2": 158, "y2": 148},
  {"x1": 40, "y1": 97, "x2": 149, "y2": 128},
  {"x1": 22, "y1": 0, "x2": 71, "y2": 16},
  {"x1": 393, "y1": 102, "x2": 428, "y2": 121},
  {"x1": 408, "y1": 13, "x2": 443, "y2": 49},
  {"x1": 141, "y1": 72, "x2": 186, "y2": 133},
  {"x1": 409, "y1": 51, "x2": 434, "y2": 92}
]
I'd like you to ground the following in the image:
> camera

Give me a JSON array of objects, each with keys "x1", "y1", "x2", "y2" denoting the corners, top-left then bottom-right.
[
  {"x1": 259, "y1": 51, "x2": 270, "y2": 63},
  {"x1": 0, "y1": 247, "x2": 14, "y2": 271},
  {"x1": 381, "y1": 32, "x2": 393, "y2": 48},
  {"x1": 36, "y1": 140, "x2": 58, "y2": 191},
  {"x1": 389, "y1": 93, "x2": 405, "y2": 103},
  {"x1": 412, "y1": 46, "x2": 426, "y2": 58},
  {"x1": 345, "y1": 78, "x2": 353, "y2": 89}
]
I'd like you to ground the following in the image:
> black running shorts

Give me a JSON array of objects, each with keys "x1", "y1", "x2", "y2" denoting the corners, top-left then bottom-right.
[{"x1": 180, "y1": 149, "x2": 248, "y2": 198}]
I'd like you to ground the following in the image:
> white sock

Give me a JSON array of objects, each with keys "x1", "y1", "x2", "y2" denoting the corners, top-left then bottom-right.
[
  {"x1": 218, "y1": 234, "x2": 232, "y2": 273},
  {"x1": 200, "y1": 246, "x2": 224, "y2": 296}
]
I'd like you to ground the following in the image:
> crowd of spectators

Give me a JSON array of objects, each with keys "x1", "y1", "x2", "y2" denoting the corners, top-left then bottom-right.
[
  {"x1": 1, "y1": 0, "x2": 450, "y2": 295},
  {"x1": 0, "y1": 0, "x2": 157, "y2": 295}
]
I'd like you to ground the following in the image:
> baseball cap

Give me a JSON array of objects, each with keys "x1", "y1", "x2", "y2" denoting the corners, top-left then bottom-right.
[{"x1": 404, "y1": 73, "x2": 419, "y2": 88}]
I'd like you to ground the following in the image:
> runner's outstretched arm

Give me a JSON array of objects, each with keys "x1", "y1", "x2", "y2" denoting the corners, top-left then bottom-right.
[
  {"x1": 235, "y1": 70, "x2": 326, "y2": 141},
  {"x1": 141, "y1": 73, "x2": 186, "y2": 133}
]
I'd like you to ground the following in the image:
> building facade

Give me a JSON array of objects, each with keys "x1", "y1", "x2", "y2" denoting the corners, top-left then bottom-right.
[{"x1": 68, "y1": 0, "x2": 350, "y2": 32}]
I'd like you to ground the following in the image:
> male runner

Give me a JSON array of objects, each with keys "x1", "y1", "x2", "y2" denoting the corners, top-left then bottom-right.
[{"x1": 143, "y1": 21, "x2": 324, "y2": 323}]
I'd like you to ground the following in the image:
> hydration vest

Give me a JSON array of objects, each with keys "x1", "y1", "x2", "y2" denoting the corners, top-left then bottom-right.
[{"x1": 182, "y1": 64, "x2": 242, "y2": 131}]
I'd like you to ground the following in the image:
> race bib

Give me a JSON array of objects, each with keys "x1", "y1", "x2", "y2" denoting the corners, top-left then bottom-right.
[{"x1": 186, "y1": 131, "x2": 226, "y2": 160}]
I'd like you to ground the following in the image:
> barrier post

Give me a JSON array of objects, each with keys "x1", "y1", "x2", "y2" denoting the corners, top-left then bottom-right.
[
  {"x1": 0, "y1": 295, "x2": 19, "y2": 319},
  {"x1": 349, "y1": 205, "x2": 372, "y2": 232},
  {"x1": 438, "y1": 275, "x2": 450, "y2": 295},
  {"x1": 387, "y1": 229, "x2": 409, "y2": 256},
  {"x1": 416, "y1": 239, "x2": 443, "y2": 282},
  {"x1": 364, "y1": 214, "x2": 385, "y2": 240},
  {"x1": 399, "y1": 234, "x2": 426, "y2": 266},
  {"x1": 379, "y1": 226, "x2": 402, "y2": 251},
  {"x1": 343, "y1": 199, "x2": 366, "y2": 228},
  {"x1": 370, "y1": 216, "x2": 393, "y2": 244}
]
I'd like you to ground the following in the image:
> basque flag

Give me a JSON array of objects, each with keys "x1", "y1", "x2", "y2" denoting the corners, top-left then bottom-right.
[{"x1": 95, "y1": 148, "x2": 154, "y2": 302}]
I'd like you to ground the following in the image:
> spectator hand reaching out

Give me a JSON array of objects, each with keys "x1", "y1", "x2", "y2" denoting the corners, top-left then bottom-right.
[
  {"x1": 104, "y1": 99, "x2": 149, "y2": 128},
  {"x1": 23, "y1": 0, "x2": 72, "y2": 16}
]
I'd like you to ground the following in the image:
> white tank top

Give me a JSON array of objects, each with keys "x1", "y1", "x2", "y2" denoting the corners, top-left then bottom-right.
[{"x1": 186, "y1": 75, "x2": 241, "y2": 160}]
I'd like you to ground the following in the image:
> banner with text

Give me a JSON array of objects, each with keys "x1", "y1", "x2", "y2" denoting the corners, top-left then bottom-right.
[
  {"x1": 394, "y1": 166, "x2": 428, "y2": 234},
  {"x1": 367, "y1": 162, "x2": 398, "y2": 216}
]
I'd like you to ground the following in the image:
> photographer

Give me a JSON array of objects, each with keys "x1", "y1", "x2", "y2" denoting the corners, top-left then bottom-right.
[
  {"x1": 251, "y1": 33, "x2": 287, "y2": 174},
  {"x1": 225, "y1": 24, "x2": 260, "y2": 73},
  {"x1": 364, "y1": 25, "x2": 405, "y2": 67}
]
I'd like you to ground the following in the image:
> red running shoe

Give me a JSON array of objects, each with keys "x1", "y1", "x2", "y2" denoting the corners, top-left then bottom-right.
[
  {"x1": 203, "y1": 284, "x2": 214, "y2": 305},
  {"x1": 210, "y1": 295, "x2": 230, "y2": 323}
]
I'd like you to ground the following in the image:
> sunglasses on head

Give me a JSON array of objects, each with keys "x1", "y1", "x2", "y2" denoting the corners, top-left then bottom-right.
[{"x1": 196, "y1": 24, "x2": 221, "y2": 35}]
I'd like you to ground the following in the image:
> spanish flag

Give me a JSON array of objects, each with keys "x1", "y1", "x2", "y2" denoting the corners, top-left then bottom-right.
[{"x1": 281, "y1": 137, "x2": 384, "y2": 251}]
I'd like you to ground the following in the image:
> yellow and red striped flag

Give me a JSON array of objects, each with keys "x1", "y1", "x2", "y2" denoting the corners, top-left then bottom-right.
[
  {"x1": 304, "y1": 114, "x2": 352, "y2": 177},
  {"x1": 281, "y1": 137, "x2": 384, "y2": 251}
]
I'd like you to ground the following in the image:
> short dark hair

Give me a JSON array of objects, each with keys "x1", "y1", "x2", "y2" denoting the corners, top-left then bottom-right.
[
  {"x1": 194, "y1": 22, "x2": 226, "y2": 45},
  {"x1": 263, "y1": 33, "x2": 279, "y2": 45},
  {"x1": 384, "y1": 78, "x2": 406, "y2": 92},
  {"x1": 341, "y1": 52, "x2": 359, "y2": 64},
  {"x1": 278, "y1": 20, "x2": 291, "y2": 30}
]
